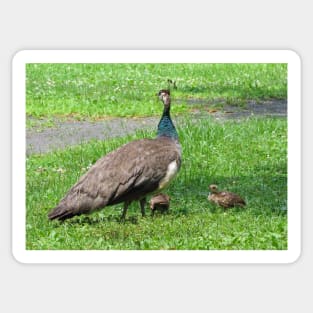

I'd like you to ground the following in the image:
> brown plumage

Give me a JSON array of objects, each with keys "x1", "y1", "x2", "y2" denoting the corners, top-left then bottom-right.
[
  {"x1": 48, "y1": 90, "x2": 181, "y2": 221},
  {"x1": 208, "y1": 184, "x2": 246, "y2": 209},
  {"x1": 150, "y1": 193, "x2": 170, "y2": 216}
]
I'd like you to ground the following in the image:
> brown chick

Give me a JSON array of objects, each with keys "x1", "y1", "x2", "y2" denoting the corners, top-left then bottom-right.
[
  {"x1": 208, "y1": 184, "x2": 246, "y2": 209},
  {"x1": 150, "y1": 193, "x2": 170, "y2": 216}
]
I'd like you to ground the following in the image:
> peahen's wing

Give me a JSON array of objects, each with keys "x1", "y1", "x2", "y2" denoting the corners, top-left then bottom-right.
[{"x1": 48, "y1": 137, "x2": 181, "y2": 220}]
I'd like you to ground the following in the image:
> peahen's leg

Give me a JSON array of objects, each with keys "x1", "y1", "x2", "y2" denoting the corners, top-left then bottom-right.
[
  {"x1": 139, "y1": 198, "x2": 146, "y2": 217},
  {"x1": 120, "y1": 200, "x2": 131, "y2": 222}
]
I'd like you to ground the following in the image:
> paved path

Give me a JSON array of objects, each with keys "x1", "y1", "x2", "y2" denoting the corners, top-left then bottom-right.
[{"x1": 26, "y1": 99, "x2": 287, "y2": 155}]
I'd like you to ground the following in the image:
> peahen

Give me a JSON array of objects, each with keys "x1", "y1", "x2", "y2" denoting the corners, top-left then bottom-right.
[
  {"x1": 48, "y1": 89, "x2": 181, "y2": 221},
  {"x1": 208, "y1": 184, "x2": 246, "y2": 208}
]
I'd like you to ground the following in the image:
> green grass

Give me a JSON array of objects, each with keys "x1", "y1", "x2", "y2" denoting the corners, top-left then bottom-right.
[
  {"x1": 26, "y1": 63, "x2": 288, "y2": 250},
  {"x1": 26, "y1": 116, "x2": 57, "y2": 130},
  {"x1": 26, "y1": 117, "x2": 287, "y2": 250},
  {"x1": 26, "y1": 63, "x2": 287, "y2": 119}
]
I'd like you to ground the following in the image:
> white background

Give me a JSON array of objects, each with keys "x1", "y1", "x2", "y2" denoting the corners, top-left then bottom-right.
[{"x1": 1, "y1": 0, "x2": 310, "y2": 312}]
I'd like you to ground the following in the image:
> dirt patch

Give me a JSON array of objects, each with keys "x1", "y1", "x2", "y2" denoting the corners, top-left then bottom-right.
[{"x1": 26, "y1": 99, "x2": 287, "y2": 155}]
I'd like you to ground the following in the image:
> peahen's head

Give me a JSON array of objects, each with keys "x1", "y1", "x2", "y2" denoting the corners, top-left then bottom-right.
[{"x1": 158, "y1": 89, "x2": 171, "y2": 108}]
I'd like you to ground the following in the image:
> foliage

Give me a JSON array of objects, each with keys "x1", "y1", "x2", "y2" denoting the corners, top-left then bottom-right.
[
  {"x1": 26, "y1": 63, "x2": 287, "y2": 118},
  {"x1": 26, "y1": 117, "x2": 287, "y2": 250}
]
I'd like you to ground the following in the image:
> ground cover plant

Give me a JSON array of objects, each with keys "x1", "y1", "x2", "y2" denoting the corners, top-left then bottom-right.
[
  {"x1": 26, "y1": 63, "x2": 287, "y2": 119},
  {"x1": 26, "y1": 63, "x2": 287, "y2": 250},
  {"x1": 26, "y1": 117, "x2": 287, "y2": 250}
]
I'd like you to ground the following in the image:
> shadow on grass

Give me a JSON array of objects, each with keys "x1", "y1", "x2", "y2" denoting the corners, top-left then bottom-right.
[
  {"x1": 46, "y1": 158, "x2": 287, "y2": 225},
  {"x1": 177, "y1": 83, "x2": 286, "y2": 102},
  {"x1": 49, "y1": 173, "x2": 286, "y2": 226},
  {"x1": 172, "y1": 169, "x2": 287, "y2": 215}
]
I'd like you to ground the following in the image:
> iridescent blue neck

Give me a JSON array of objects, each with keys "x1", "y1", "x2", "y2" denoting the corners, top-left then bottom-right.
[{"x1": 157, "y1": 107, "x2": 178, "y2": 140}]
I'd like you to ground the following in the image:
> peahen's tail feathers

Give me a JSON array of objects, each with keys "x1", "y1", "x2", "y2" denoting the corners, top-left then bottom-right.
[{"x1": 48, "y1": 204, "x2": 78, "y2": 221}]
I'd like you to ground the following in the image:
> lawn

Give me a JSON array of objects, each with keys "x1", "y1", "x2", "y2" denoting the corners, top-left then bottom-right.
[
  {"x1": 26, "y1": 63, "x2": 287, "y2": 119},
  {"x1": 26, "y1": 63, "x2": 288, "y2": 250},
  {"x1": 26, "y1": 117, "x2": 287, "y2": 250}
]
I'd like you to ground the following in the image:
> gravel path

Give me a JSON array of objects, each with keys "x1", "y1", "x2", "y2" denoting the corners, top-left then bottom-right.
[{"x1": 26, "y1": 99, "x2": 287, "y2": 155}]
